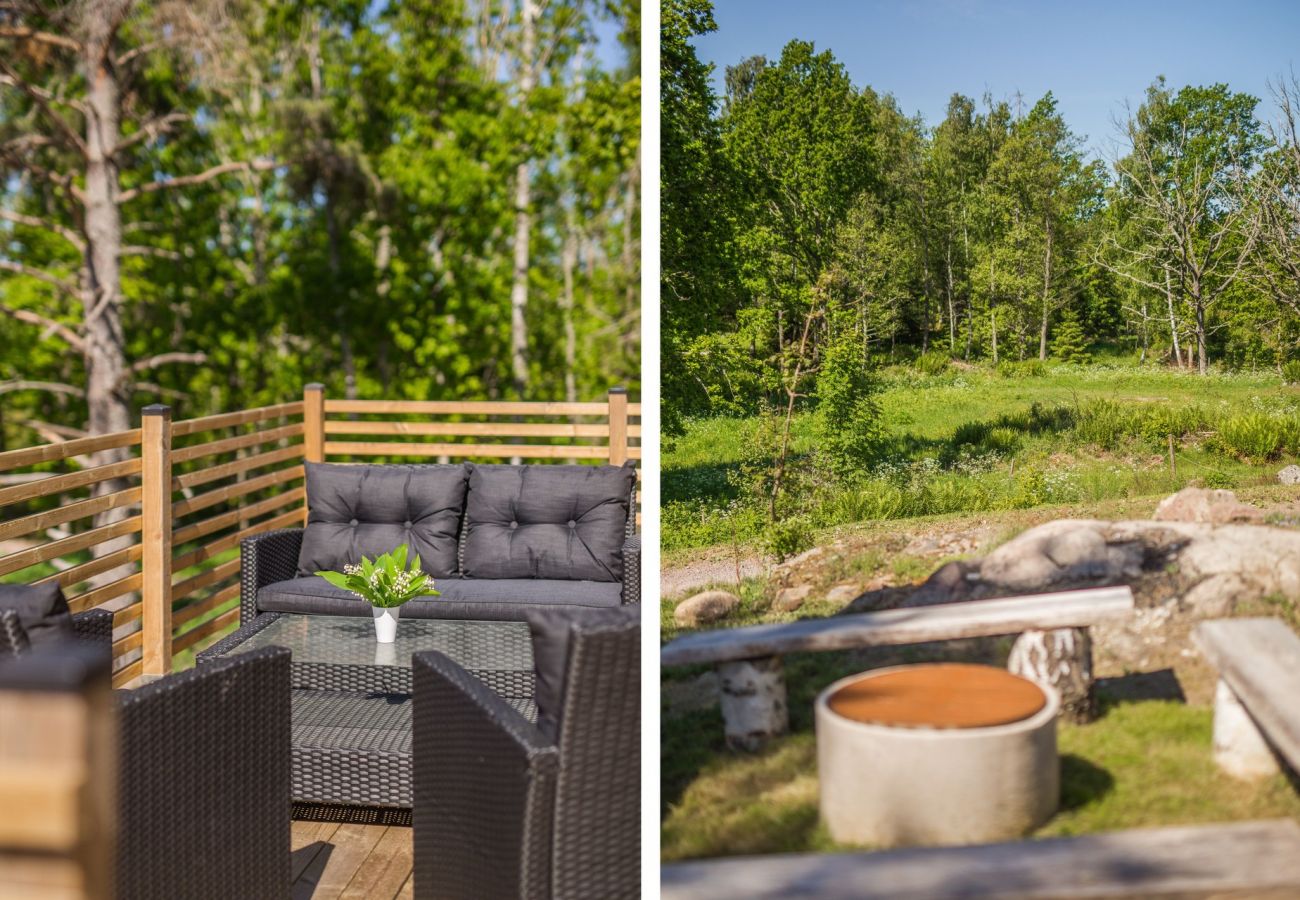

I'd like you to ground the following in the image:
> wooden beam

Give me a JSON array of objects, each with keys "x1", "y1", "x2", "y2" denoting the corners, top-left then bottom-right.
[
  {"x1": 321, "y1": 420, "x2": 612, "y2": 438},
  {"x1": 323, "y1": 399, "x2": 607, "y2": 416},
  {"x1": 169, "y1": 422, "x2": 303, "y2": 464},
  {"x1": 608, "y1": 387, "x2": 628, "y2": 466},
  {"x1": 0, "y1": 516, "x2": 141, "y2": 578},
  {"x1": 170, "y1": 401, "x2": 305, "y2": 437},
  {"x1": 660, "y1": 819, "x2": 1300, "y2": 899},
  {"x1": 0, "y1": 429, "x2": 140, "y2": 473},
  {"x1": 661, "y1": 587, "x2": 1135, "y2": 667},
  {"x1": 323, "y1": 442, "x2": 607, "y2": 459},
  {"x1": 303, "y1": 383, "x2": 325, "y2": 464},
  {"x1": 140, "y1": 405, "x2": 173, "y2": 676},
  {"x1": 1194, "y1": 618, "x2": 1300, "y2": 773},
  {"x1": 0, "y1": 457, "x2": 141, "y2": 508},
  {"x1": 0, "y1": 486, "x2": 141, "y2": 543}
]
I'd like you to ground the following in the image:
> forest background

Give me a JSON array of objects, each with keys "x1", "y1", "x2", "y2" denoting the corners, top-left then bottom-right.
[{"x1": 0, "y1": 0, "x2": 641, "y2": 449}]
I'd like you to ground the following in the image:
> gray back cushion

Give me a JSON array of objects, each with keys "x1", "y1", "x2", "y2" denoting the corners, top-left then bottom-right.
[
  {"x1": 0, "y1": 582, "x2": 73, "y2": 647},
  {"x1": 462, "y1": 463, "x2": 636, "y2": 582},
  {"x1": 296, "y1": 463, "x2": 469, "y2": 578}
]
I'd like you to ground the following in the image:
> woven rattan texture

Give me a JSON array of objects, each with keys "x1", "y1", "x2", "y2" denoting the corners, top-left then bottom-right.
[
  {"x1": 116, "y1": 647, "x2": 291, "y2": 900},
  {"x1": 72, "y1": 607, "x2": 115, "y2": 644},
  {"x1": 0, "y1": 609, "x2": 29, "y2": 656},
  {"x1": 414, "y1": 651, "x2": 559, "y2": 899},
  {"x1": 241, "y1": 528, "x2": 304, "y2": 623},
  {"x1": 551, "y1": 620, "x2": 640, "y2": 900}
]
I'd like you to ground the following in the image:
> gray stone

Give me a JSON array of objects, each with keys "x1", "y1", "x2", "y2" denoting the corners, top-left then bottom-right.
[
  {"x1": 674, "y1": 590, "x2": 741, "y2": 627},
  {"x1": 1280, "y1": 465, "x2": 1300, "y2": 486},
  {"x1": 1153, "y1": 487, "x2": 1262, "y2": 524},
  {"x1": 772, "y1": 584, "x2": 812, "y2": 613},
  {"x1": 825, "y1": 583, "x2": 861, "y2": 605}
]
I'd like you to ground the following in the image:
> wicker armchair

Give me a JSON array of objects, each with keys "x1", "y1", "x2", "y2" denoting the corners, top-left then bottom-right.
[
  {"x1": 0, "y1": 594, "x2": 292, "y2": 900},
  {"x1": 411, "y1": 606, "x2": 640, "y2": 900}
]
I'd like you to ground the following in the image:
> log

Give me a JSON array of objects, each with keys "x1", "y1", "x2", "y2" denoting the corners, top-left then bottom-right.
[
  {"x1": 718, "y1": 657, "x2": 788, "y2": 751},
  {"x1": 1007, "y1": 627, "x2": 1094, "y2": 723}
]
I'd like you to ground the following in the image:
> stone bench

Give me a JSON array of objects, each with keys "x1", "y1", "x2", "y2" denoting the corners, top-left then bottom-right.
[
  {"x1": 660, "y1": 819, "x2": 1300, "y2": 899},
  {"x1": 661, "y1": 587, "x2": 1134, "y2": 749},
  {"x1": 1194, "y1": 617, "x2": 1300, "y2": 779}
]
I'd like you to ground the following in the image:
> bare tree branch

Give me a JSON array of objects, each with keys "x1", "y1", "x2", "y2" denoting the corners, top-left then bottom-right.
[
  {"x1": 0, "y1": 258, "x2": 80, "y2": 299},
  {"x1": 0, "y1": 301, "x2": 84, "y2": 350},
  {"x1": 0, "y1": 58, "x2": 87, "y2": 156},
  {"x1": 112, "y1": 111, "x2": 189, "y2": 155},
  {"x1": 119, "y1": 243, "x2": 181, "y2": 260},
  {"x1": 0, "y1": 25, "x2": 81, "y2": 53},
  {"x1": 129, "y1": 351, "x2": 208, "y2": 373},
  {"x1": 119, "y1": 158, "x2": 277, "y2": 202},
  {"x1": 0, "y1": 208, "x2": 84, "y2": 250},
  {"x1": 0, "y1": 378, "x2": 83, "y2": 397}
]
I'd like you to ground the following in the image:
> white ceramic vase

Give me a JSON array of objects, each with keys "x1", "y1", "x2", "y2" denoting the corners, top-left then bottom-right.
[{"x1": 372, "y1": 605, "x2": 401, "y2": 643}]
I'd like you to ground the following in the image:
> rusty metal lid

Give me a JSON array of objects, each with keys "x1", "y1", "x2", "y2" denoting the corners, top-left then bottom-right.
[{"x1": 827, "y1": 663, "x2": 1047, "y2": 729}]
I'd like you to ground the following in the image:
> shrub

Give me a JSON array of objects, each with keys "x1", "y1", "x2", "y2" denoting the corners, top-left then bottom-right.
[
  {"x1": 1284, "y1": 360, "x2": 1300, "y2": 385},
  {"x1": 915, "y1": 351, "x2": 951, "y2": 376},
  {"x1": 762, "y1": 516, "x2": 814, "y2": 562},
  {"x1": 996, "y1": 359, "x2": 1047, "y2": 379},
  {"x1": 1052, "y1": 313, "x2": 1093, "y2": 364},
  {"x1": 1217, "y1": 413, "x2": 1286, "y2": 462},
  {"x1": 1073, "y1": 400, "x2": 1133, "y2": 450}
]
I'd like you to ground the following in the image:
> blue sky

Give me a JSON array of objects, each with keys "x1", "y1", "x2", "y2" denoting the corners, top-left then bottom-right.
[{"x1": 692, "y1": 0, "x2": 1300, "y2": 159}]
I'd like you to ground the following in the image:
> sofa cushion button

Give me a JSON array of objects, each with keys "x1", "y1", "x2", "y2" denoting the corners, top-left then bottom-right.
[
  {"x1": 349, "y1": 518, "x2": 358, "y2": 526},
  {"x1": 509, "y1": 520, "x2": 518, "y2": 529},
  {"x1": 403, "y1": 520, "x2": 412, "y2": 528},
  {"x1": 567, "y1": 520, "x2": 577, "y2": 528}
]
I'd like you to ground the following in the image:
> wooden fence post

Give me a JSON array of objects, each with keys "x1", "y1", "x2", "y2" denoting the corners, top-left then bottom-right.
[
  {"x1": 140, "y1": 405, "x2": 172, "y2": 677},
  {"x1": 304, "y1": 383, "x2": 325, "y2": 463},
  {"x1": 608, "y1": 386, "x2": 628, "y2": 466}
]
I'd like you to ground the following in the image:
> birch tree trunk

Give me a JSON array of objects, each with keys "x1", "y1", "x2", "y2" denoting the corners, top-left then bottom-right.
[
  {"x1": 1038, "y1": 217, "x2": 1053, "y2": 361},
  {"x1": 509, "y1": 0, "x2": 537, "y2": 398}
]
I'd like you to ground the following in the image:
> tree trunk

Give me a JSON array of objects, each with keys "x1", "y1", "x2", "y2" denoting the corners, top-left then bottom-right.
[
  {"x1": 945, "y1": 243, "x2": 956, "y2": 353},
  {"x1": 324, "y1": 198, "x2": 358, "y2": 401},
  {"x1": 1038, "y1": 218, "x2": 1053, "y2": 362},
  {"x1": 1008, "y1": 627, "x2": 1095, "y2": 723},
  {"x1": 509, "y1": 0, "x2": 537, "y2": 399},
  {"x1": 1165, "y1": 267, "x2": 1182, "y2": 368},
  {"x1": 991, "y1": 307, "x2": 998, "y2": 364},
  {"x1": 561, "y1": 213, "x2": 578, "y2": 404}
]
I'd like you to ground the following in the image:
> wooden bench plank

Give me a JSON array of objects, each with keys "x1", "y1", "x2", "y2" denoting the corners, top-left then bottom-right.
[
  {"x1": 1194, "y1": 618, "x2": 1300, "y2": 772},
  {"x1": 662, "y1": 587, "x2": 1135, "y2": 667},
  {"x1": 660, "y1": 819, "x2": 1300, "y2": 899}
]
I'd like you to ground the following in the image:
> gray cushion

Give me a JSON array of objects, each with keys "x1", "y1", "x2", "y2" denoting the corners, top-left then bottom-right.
[
  {"x1": 0, "y1": 583, "x2": 73, "y2": 647},
  {"x1": 462, "y1": 463, "x2": 635, "y2": 582},
  {"x1": 297, "y1": 462, "x2": 469, "y2": 578},
  {"x1": 258, "y1": 576, "x2": 622, "y2": 619}
]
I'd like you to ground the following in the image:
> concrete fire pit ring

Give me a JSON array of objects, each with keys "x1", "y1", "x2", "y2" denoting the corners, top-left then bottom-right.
[{"x1": 815, "y1": 662, "x2": 1060, "y2": 848}]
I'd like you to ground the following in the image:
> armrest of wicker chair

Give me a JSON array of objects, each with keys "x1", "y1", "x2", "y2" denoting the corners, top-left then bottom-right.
[
  {"x1": 413, "y1": 649, "x2": 559, "y2": 900},
  {"x1": 621, "y1": 534, "x2": 640, "y2": 605},
  {"x1": 116, "y1": 645, "x2": 291, "y2": 900},
  {"x1": 71, "y1": 606, "x2": 114, "y2": 646},
  {"x1": 0, "y1": 608, "x2": 30, "y2": 657},
  {"x1": 240, "y1": 528, "x2": 304, "y2": 624}
]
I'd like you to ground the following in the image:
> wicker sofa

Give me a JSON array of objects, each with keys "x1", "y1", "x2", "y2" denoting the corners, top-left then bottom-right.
[
  {"x1": 241, "y1": 461, "x2": 640, "y2": 624},
  {"x1": 412, "y1": 604, "x2": 640, "y2": 900},
  {"x1": 0, "y1": 591, "x2": 291, "y2": 900}
]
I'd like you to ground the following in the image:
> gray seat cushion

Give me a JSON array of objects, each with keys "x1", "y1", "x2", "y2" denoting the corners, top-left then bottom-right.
[
  {"x1": 462, "y1": 462, "x2": 635, "y2": 582},
  {"x1": 258, "y1": 575, "x2": 622, "y2": 618},
  {"x1": 296, "y1": 462, "x2": 469, "y2": 579}
]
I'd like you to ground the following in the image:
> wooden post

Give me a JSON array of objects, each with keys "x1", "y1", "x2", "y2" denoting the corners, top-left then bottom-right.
[
  {"x1": 1008, "y1": 627, "x2": 1094, "y2": 723},
  {"x1": 0, "y1": 645, "x2": 117, "y2": 899},
  {"x1": 718, "y1": 656, "x2": 789, "y2": 751},
  {"x1": 608, "y1": 386, "x2": 628, "y2": 466},
  {"x1": 303, "y1": 383, "x2": 325, "y2": 464},
  {"x1": 140, "y1": 405, "x2": 172, "y2": 677}
]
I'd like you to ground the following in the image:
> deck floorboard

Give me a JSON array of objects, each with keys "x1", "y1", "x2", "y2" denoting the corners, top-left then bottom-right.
[{"x1": 291, "y1": 820, "x2": 412, "y2": 900}]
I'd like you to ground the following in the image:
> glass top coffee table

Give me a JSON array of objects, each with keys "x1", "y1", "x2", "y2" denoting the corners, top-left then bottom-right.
[{"x1": 197, "y1": 612, "x2": 536, "y2": 813}]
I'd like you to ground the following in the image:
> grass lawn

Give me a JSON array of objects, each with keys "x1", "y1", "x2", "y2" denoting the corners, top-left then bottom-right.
[
  {"x1": 661, "y1": 694, "x2": 1300, "y2": 862},
  {"x1": 664, "y1": 362, "x2": 1300, "y2": 556}
]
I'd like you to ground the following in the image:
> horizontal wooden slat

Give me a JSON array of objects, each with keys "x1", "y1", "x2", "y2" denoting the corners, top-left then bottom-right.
[
  {"x1": 0, "y1": 487, "x2": 141, "y2": 543},
  {"x1": 112, "y1": 659, "x2": 142, "y2": 687},
  {"x1": 628, "y1": 403, "x2": 641, "y2": 416},
  {"x1": 172, "y1": 489, "x2": 304, "y2": 545},
  {"x1": 325, "y1": 400, "x2": 608, "y2": 416},
  {"x1": 171, "y1": 422, "x2": 304, "y2": 464},
  {"x1": 0, "y1": 457, "x2": 141, "y2": 507},
  {"x1": 172, "y1": 582, "x2": 240, "y2": 631},
  {"x1": 324, "y1": 442, "x2": 608, "y2": 459},
  {"x1": 660, "y1": 819, "x2": 1300, "y2": 900},
  {"x1": 172, "y1": 467, "x2": 303, "y2": 519},
  {"x1": 0, "y1": 516, "x2": 141, "y2": 577},
  {"x1": 323, "y1": 420, "x2": 612, "y2": 438},
  {"x1": 661, "y1": 587, "x2": 1135, "y2": 667},
  {"x1": 171, "y1": 558, "x2": 240, "y2": 599},
  {"x1": 171, "y1": 508, "x2": 302, "y2": 572},
  {"x1": 171, "y1": 401, "x2": 305, "y2": 437},
  {"x1": 37, "y1": 544, "x2": 142, "y2": 590},
  {"x1": 172, "y1": 606, "x2": 239, "y2": 655},
  {"x1": 67, "y1": 572, "x2": 142, "y2": 613},
  {"x1": 0, "y1": 429, "x2": 140, "y2": 473},
  {"x1": 112, "y1": 628, "x2": 142, "y2": 658},
  {"x1": 1194, "y1": 618, "x2": 1300, "y2": 773},
  {"x1": 173, "y1": 444, "x2": 303, "y2": 491}
]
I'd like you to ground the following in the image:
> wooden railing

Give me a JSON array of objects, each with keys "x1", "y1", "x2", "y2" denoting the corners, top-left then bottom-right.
[{"x1": 0, "y1": 387, "x2": 637, "y2": 686}]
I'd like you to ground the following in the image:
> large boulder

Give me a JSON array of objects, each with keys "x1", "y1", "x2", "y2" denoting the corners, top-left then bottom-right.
[
  {"x1": 772, "y1": 584, "x2": 812, "y2": 613},
  {"x1": 1152, "y1": 487, "x2": 1263, "y2": 524},
  {"x1": 1279, "y1": 465, "x2": 1300, "y2": 485},
  {"x1": 674, "y1": 589, "x2": 741, "y2": 627}
]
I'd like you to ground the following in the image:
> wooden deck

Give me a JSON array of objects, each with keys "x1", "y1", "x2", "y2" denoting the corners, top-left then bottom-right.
[{"x1": 291, "y1": 821, "x2": 413, "y2": 899}]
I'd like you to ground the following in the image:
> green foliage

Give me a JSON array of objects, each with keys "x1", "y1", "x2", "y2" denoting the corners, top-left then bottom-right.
[
  {"x1": 1283, "y1": 361, "x2": 1300, "y2": 385},
  {"x1": 914, "y1": 351, "x2": 951, "y2": 376},
  {"x1": 762, "y1": 516, "x2": 814, "y2": 562},
  {"x1": 996, "y1": 359, "x2": 1047, "y2": 378},
  {"x1": 814, "y1": 308, "x2": 883, "y2": 474},
  {"x1": 1052, "y1": 312, "x2": 1093, "y2": 364},
  {"x1": 1216, "y1": 413, "x2": 1290, "y2": 462},
  {"x1": 316, "y1": 544, "x2": 438, "y2": 608}
]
